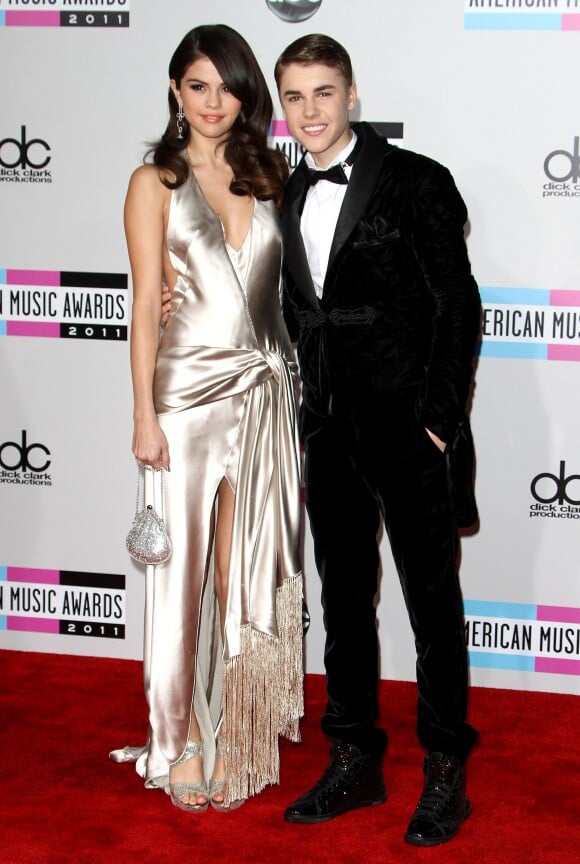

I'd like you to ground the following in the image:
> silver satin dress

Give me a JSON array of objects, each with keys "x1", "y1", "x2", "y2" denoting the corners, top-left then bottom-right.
[{"x1": 112, "y1": 172, "x2": 304, "y2": 805}]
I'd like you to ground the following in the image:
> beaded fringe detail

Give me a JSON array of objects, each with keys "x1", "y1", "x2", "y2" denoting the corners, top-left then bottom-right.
[{"x1": 220, "y1": 572, "x2": 304, "y2": 805}]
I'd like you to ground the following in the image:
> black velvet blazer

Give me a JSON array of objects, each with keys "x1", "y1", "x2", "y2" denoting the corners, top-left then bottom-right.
[{"x1": 282, "y1": 122, "x2": 481, "y2": 447}]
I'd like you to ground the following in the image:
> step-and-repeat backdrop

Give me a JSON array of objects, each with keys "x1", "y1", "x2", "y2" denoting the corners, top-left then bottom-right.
[{"x1": 1, "y1": 1, "x2": 578, "y2": 696}]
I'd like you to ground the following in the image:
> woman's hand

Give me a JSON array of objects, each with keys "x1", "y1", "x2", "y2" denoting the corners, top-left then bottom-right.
[
  {"x1": 132, "y1": 416, "x2": 170, "y2": 470},
  {"x1": 160, "y1": 281, "x2": 172, "y2": 328}
]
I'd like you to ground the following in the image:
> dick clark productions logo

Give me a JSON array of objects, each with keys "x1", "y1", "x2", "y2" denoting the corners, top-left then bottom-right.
[
  {"x1": 542, "y1": 136, "x2": 580, "y2": 198},
  {"x1": 530, "y1": 461, "x2": 580, "y2": 519},
  {"x1": 266, "y1": 0, "x2": 322, "y2": 22},
  {"x1": 0, "y1": 126, "x2": 50, "y2": 169},
  {"x1": 0, "y1": 430, "x2": 52, "y2": 486},
  {"x1": 0, "y1": 126, "x2": 52, "y2": 183}
]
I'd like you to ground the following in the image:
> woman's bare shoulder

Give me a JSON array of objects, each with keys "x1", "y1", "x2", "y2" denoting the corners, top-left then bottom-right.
[{"x1": 127, "y1": 163, "x2": 171, "y2": 198}]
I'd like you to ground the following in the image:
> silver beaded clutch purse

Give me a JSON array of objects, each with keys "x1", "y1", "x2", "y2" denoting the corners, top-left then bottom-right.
[{"x1": 126, "y1": 464, "x2": 172, "y2": 565}]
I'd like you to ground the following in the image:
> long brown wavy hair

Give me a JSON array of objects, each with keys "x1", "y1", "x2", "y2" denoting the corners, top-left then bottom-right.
[{"x1": 148, "y1": 25, "x2": 288, "y2": 206}]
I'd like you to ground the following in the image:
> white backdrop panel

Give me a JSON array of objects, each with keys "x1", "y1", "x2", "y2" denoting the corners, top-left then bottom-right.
[{"x1": 0, "y1": 0, "x2": 578, "y2": 695}]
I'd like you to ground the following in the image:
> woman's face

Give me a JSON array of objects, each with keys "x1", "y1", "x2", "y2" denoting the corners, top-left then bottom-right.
[{"x1": 171, "y1": 55, "x2": 242, "y2": 143}]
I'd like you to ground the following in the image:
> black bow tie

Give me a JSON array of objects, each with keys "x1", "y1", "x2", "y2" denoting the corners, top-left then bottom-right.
[{"x1": 307, "y1": 163, "x2": 349, "y2": 186}]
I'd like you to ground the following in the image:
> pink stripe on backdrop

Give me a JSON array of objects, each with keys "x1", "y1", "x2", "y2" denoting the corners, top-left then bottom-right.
[
  {"x1": 6, "y1": 269, "x2": 59, "y2": 286},
  {"x1": 7, "y1": 321, "x2": 60, "y2": 338},
  {"x1": 547, "y1": 344, "x2": 580, "y2": 362},
  {"x1": 6, "y1": 11, "x2": 60, "y2": 27},
  {"x1": 550, "y1": 290, "x2": 580, "y2": 307},
  {"x1": 270, "y1": 120, "x2": 290, "y2": 136},
  {"x1": 7, "y1": 568, "x2": 60, "y2": 585},
  {"x1": 6, "y1": 616, "x2": 60, "y2": 634},
  {"x1": 562, "y1": 14, "x2": 580, "y2": 30},
  {"x1": 535, "y1": 657, "x2": 580, "y2": 676},
  {"x1": 537, "y1": 605, "x2": 580, "y2": 624}
]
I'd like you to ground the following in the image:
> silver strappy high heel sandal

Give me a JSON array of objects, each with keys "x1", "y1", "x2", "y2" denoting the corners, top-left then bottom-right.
[
  {"x1": 169, "y1": 740, "x2": 209, "y2": 813},
  {"x1": 209, "y1": 739, "x2": 245, "y2": 812}
]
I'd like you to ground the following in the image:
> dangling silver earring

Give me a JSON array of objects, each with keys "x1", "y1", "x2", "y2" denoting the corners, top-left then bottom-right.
[{"x1": 176, "y1": 102, "x2": 185, "y2": 140}]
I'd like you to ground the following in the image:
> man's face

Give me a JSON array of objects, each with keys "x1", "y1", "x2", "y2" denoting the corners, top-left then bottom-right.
[{"x1": 278, "y1": 62, "x2": 357, "y2": 168}]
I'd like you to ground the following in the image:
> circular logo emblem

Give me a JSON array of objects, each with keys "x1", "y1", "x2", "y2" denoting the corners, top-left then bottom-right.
[{"x1": 265, "y1": 0, "x2": 323, "y2": 23}]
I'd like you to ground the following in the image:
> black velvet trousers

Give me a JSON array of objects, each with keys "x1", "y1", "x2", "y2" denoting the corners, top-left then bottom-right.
[{"x1": 303, "y1": 394, "x2": 478, "y2": 762}]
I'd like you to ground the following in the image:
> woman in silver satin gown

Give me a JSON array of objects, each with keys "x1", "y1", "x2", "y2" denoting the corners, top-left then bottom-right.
[{"x1": 113, "y1": 25, "x2": 303, "y2": 812}]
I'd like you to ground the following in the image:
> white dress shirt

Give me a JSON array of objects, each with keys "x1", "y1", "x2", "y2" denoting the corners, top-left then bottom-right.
[{"x1": 300, "y1": 132, "x2": 357, "y2": 299}]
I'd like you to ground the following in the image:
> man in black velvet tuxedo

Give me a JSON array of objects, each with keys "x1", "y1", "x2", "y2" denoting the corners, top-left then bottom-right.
[{"x1": 275, "y1": 35, "x2": 481, "y2": 845}]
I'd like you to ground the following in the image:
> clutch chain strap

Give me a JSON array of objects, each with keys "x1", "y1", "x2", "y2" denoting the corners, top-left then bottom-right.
[{"x1": 136, "y1": 463, "x2": 166, "y2": 522}]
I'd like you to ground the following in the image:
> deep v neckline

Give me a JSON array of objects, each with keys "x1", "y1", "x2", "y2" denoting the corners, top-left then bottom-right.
[
  {"x1": 190, "y1": 168, "x2": 255, "y2": 253},
  {"x1": 226, "y1": 226, "x2": 252, "y2": 255}
]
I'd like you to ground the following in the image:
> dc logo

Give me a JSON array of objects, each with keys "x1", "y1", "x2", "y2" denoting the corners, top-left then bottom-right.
[
  {"x1": 543, "y1": 137, "x2": 580, "y2": 183},
  {"x1": 265, "y1": 0, "x2": 323, "y2": 23},
  {"x1": 0, "y1": 430, "x2": 51, "y2": 473},
  {"x1": 530, "y1": 461, "x2": 580, "y2": 506},
  {"x1": 0, "y1": 126, "x2": 51, "y2": 170}
]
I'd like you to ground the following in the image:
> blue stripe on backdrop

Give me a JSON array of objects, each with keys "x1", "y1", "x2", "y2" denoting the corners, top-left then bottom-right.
[
  {"x1": 469, "y1": 651, "x2": 536, "y2": 671},
  {"x1": 464, "y1": 14, "x2": 562, "y2": 31},
  {"x1": 464, "y1": 600, "x2": 537, "y2": 620},
  {"x1": 0, "y1": 566, "x2": 6, "y2": 630},
  {"x1": 478, "y1": 341, "x2": 548, "y2": 359},
  {"x1": 479, "y1": 287, "x2": 551, "y2": 306}
]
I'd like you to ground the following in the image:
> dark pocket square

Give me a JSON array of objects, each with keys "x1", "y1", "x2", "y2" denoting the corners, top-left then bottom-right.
[{"x1": 353, "y1": 215, "x2": 400, "y2": 249}]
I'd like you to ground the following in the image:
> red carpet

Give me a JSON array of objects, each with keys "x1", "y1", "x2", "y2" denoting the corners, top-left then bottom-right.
[{"x1": 1, "y1": 650, "x2": 578, "y2": 864}]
